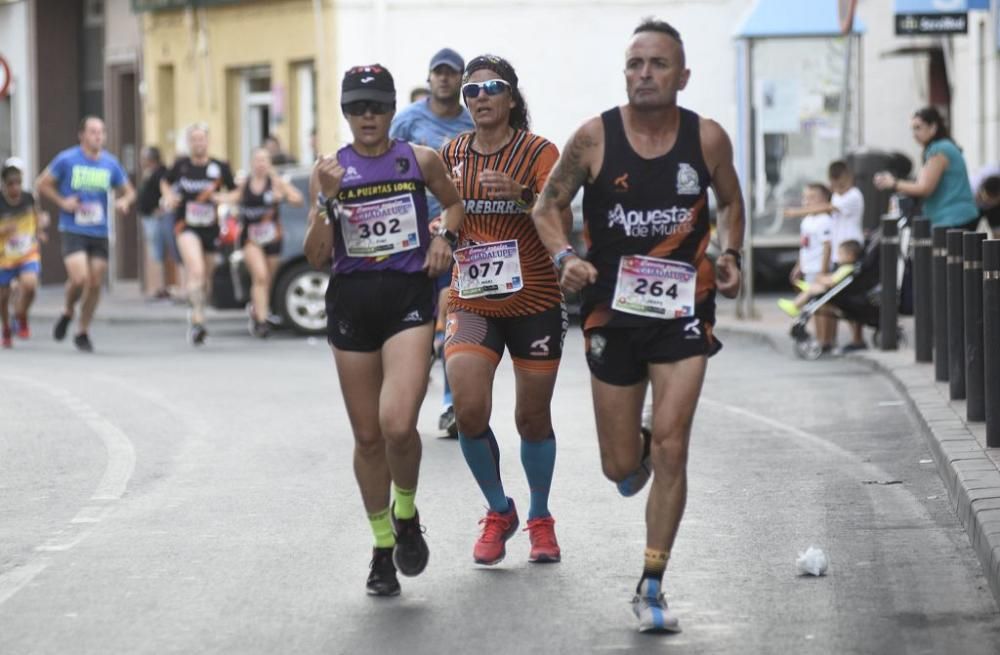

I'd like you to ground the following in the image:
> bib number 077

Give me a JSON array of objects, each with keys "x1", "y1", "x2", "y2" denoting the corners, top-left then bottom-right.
[{"x1": 466, "y1": 260, "x2": 504, "y2": 280}]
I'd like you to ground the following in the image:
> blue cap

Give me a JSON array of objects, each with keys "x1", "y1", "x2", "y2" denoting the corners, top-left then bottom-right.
[{"x1": 429, "y1": 48, "x2": 464, "y2": 73}]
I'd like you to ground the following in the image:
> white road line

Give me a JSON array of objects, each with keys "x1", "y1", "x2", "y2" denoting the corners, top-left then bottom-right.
[{"x1": 0, "y1": 375, "x2": 136, "y2": 607}]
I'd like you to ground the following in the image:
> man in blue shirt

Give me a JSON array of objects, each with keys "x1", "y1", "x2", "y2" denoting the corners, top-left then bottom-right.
[
  {"x1": 36, "y1": 116, "x2": 135, "y2": 352},
  {"x1": 390, "y1": 48, "x2": 474, "y2": 438}
]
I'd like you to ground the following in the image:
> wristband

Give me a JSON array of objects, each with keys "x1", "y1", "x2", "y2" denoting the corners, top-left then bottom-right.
[
  {"x1": 553, "y1": 246, "x2": 578, "y2": 271},
  {"x1": 722, "y1": 248, "x2": 742, "y2": 270}
]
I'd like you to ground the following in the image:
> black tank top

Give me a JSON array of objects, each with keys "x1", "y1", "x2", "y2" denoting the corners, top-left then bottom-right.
[
  {"x1": 581, "y1": 106, "x2": 714, "y2": 328},
  {"x1": 240, "y1": 176, "x2": 278, "y2": 224}
]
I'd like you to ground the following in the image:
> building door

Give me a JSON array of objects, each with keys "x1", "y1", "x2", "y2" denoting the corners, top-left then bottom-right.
[
  {"x1": 107, "y1": 63, "x2": 140, "y2": 281},
  {"x1": 240, "y1": 68, "x2": 272, "y2": 171}
]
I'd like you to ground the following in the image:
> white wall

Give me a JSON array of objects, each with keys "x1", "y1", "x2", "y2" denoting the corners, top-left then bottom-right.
[
  {"x1": 0, "y1": 0, "x2": 37, "y2": 181},
  {"x1": 334, "y1": 0, "x2": 744, "y2": 150},
  {"x1": 105, "y1": 0, "x2": 142, "y2": 65}
]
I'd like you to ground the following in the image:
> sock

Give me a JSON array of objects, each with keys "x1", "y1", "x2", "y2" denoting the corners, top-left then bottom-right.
[
  {"x1": 521, "y1": 433, "x2": 556, "y2": 520},
  {"x1": 639, "y1": 548, "x2": 669, "y2": 592},
  {"x1": 368, "y1": 508, "x2": 395, "y2": 549},
  {"x1": 392, "y1": 483, "x2": 416, "y2": 520},
  {"x1": 442, "y1": 358, "x2": 453, "y2": 408},
  {"x1": 458, "y1": 426, "x2": 509, "y2": 513}
]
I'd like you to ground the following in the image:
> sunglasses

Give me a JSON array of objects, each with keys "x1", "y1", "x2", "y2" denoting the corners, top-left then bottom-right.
[
  {"x1": 342, "y1": 100, "x2": 394, "y2": 116},
  {"x1": 461, "y1": 79, "x2": 511, "y2": 100}
]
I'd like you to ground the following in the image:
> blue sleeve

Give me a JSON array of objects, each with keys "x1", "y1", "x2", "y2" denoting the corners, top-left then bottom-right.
[
  {"x1": 111, "y1": 159, "x2": 128, "y2": 187},
  {"x1": 926, "y1": 141, "x2": 952, "y2": 165},
  {"x1": 389, "y1": 110, "x2": 411, "y2": 141},
  {"x1": 48, "y1": 151, "x2": 70, "y2": 182}
]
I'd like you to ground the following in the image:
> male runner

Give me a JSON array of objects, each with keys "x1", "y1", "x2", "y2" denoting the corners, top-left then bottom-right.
[
  {"x1": 0, "y1": 158, "x2": 48, "y2": 347},
  {"x1": 531, "y1": 19, "x2": 744, "y2": 633},
  {"x1": 36, "y1": 117, "x2": 135, "y2": 352},
  {"x1": 390, "y1": 47, "x2": 475, "y2": 437},
  {"x1": 160, "y1": 124, "x2": 236, "y2": 345}
]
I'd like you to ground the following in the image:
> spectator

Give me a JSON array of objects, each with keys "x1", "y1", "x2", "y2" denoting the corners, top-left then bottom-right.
[
  {"x1": 263, "y1": 135, "x2": 295, "y2": 166},
  {"x1": 138, "y1": 146, "x2": 172, "y2": 300},
  {"x1": 778, "y1": 239, "x2": 863, "y2": 317},
  {"x1": 410, "y1": 87, "x2": 430, "y2": 103},
  {"x1": 788, "y1": 183, "x2": 835, "y2": 352},
  {"x1": 970, "y1": 164, "x2": 1000, "y2": 236},
  {"x1": 874, "y1": 107, "x2": 978, "y2": 231}
]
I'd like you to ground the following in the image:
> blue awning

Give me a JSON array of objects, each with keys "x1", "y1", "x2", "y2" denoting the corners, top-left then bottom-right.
[
  {"x1": 895, "y1": 1, "x2": 990, "y2": 12},
  {"x1": 736, "y1": 0, "x2": 867, "y2": 38}
]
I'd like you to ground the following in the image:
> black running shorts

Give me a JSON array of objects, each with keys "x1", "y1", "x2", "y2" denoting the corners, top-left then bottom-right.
[
  {"x1": 584, "y1": 316, "x2": 722, "y2": 386},
  {"x1": 326, "y1": 270, "x2": 434, "y2": 352},
  {"x1": 444, "y1": 304, "x2": 567, "y2": 372},
  {"x1": 61, "y1": 232, "x2": 109, "y2": 260}
]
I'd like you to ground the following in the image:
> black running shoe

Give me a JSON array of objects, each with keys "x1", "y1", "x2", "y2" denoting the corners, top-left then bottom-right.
[
  {"x1": 367, "y1": 547, "x2": 401, "y2": 596},
  {"x1": 73, "y1": 333, "x2": 94, "y2": 353},
  {"x1": 438, "y1": 405, "x2": 457, "y2": 438},
  {"x1": 391, "y1": 505, "x2": 429, "y2": 577},
  {"x1": 251, "y1": 321, "x2": 271, "y2": 339},
  {"x1": 53, "y1": 313, "x2": 71, "y2": 341},
  {"x1": 189, "y1": 323, "x2": 208, "y2": 346}
]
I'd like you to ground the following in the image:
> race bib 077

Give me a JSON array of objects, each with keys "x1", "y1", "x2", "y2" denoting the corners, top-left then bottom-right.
[
  {"x1": 454, "y1": 240, "x2": 523, "y2": 299},
  {"x1": 612, "y1": 255, "x2": 696, "y2": 319}
]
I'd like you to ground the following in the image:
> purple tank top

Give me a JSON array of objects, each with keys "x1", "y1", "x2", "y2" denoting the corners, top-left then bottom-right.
[{"x1": 330, "y1": 140, "x2": 430, "y2": 275}]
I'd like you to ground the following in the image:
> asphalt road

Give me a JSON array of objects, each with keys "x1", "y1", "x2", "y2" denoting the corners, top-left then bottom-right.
[{"x1": 1, "y1": 319, "x2": 998, "y2": 654}]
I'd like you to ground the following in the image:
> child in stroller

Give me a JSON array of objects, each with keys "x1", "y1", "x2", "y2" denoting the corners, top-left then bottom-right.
[{"x1": 782, "y1": 238, "x2": 893, "y2": 359}]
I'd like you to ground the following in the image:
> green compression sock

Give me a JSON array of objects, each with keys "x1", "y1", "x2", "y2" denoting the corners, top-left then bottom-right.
[
  {"x1": 393, "y1": 484, "x2": 417, "y2": 520},
  {"x1": 368, "y1": 508, "x2": 395, "y2": 548}
]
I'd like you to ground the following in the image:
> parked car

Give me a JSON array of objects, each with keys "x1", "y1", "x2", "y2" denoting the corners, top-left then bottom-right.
[{"x1": 211, "y1": 168, "x2": 328, "y2": 336}]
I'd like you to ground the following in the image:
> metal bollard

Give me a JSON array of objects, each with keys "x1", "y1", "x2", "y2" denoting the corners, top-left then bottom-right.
[
  {"x1": 933, "y1": 227, "x2": 950, "y2": 380},
  {"x1": 947, "y1": 230, "x2": 966, "y2": 400},
  {"x1": 912, "y1": 218, "x2": 933, "y2": 362},
  {"x1": 963, "y1": 232, "x2": 987, "y2": 422},
  {"x1": 880, "y1": 216, "x2": 899, "y2": 350},
  {"x1": 984, "y1": 240, "x2": 1000, "y2": 447}
]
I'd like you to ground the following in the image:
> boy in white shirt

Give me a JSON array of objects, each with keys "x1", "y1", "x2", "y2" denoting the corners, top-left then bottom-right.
[{"x1": 786, "y1": 183, "x2": 834, "y2": 351}]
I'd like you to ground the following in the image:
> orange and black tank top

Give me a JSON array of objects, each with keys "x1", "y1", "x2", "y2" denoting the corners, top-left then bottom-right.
[
  {"x1": 581, "y1": 106, "x2": 714, "y2": 328},
  {"x1": 441, "y1": 130, "x2": 563, "y2": 318}
]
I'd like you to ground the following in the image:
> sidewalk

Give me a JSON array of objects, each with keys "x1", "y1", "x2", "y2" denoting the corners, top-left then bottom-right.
[
  {"x1": 29, "y1": 281, "x2": 244, "y2": 324},
  {"x1": 718, "y1": 293, "x2": 1000, "y2": 606}
]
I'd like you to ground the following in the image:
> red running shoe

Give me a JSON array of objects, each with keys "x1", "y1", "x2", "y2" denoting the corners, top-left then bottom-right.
[
  {"x1": 2, "y1": 327, "x2": 12, "y2": 349},
  {"x1": 525, "y1": 516, "x2": 561, "y2": 563},
  {"x1": 473, "y1": 498, "x2": 519, "y2": 565},
  {"x1": 15, "y1": 315, "x2": 29, "y2": 339}
]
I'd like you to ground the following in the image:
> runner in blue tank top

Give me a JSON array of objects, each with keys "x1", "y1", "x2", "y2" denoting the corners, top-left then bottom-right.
[{"x1": 304, "y1": 64, "x2": 466, "y2": 597}]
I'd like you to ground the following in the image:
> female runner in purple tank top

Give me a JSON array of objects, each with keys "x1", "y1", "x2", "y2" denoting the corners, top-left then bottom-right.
[{"x1": 304, "y1": 64, "x2": 465, "y2": 597}]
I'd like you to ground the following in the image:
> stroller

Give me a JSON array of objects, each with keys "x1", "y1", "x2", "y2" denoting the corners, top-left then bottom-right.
[{"x1": 789, "y1": 224, "x2": 906, "y2": 359}]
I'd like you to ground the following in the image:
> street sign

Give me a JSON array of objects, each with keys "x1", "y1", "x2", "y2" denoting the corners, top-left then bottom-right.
[
  {"x1": 0, "y1": 54, "x2": 10, "y2": 99},
  {"x1": 896, "y1": 12, "x2": 968, "y2": 34}
]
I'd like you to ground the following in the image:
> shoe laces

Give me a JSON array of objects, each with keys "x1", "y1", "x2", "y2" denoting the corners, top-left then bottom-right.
[
  {"x1": 478, "y1": 509, "x2": 513, "y2": 543},
  {"x1": 396, "y1": 517, "x2": 425, "y2": 541},
  {"x1": 524, "y1": 517, "x2": 557, "y2": 547}
]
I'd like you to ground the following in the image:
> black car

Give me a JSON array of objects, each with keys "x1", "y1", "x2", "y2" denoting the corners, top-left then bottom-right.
[{"x1": 211, "y1": 168, "x2": 328, "y2": 335}]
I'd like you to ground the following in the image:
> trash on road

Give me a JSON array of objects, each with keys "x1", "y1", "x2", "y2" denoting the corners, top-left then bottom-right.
[
  {"x1": 797, "y1": 546, "x2": 829, "y2": 576},
  {"x1": 861, "y1": 479, "x2": 903, "y2": 485}
]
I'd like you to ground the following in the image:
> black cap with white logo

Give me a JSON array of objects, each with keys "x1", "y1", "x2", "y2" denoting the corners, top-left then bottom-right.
[{"x1": 341, "y1": 64, "x2": 396, "y2": 105}]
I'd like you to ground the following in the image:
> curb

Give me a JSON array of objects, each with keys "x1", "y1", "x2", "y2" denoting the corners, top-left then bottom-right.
[{"x1": 718, "y1": 321, "x2": 1000, "y2": 606}]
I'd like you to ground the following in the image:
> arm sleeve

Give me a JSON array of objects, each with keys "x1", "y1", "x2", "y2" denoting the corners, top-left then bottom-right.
[
  {"x1": 111, "y1": 159, "x2": 128, "y2": 187},
  {"x1": 48, "y1": 152, "x2": 69, "y2": 183},
  {"x1": 221, "y1": 162, "x2": 236, "y2": 190},
  {"x1": 165, "y1": 161, "x2": 180, "y2": 184}
]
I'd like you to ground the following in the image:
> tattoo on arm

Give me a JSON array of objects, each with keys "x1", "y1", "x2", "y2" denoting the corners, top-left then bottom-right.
[{"x1": 540, "y1": 132, "x2": 595, "y2": 209}]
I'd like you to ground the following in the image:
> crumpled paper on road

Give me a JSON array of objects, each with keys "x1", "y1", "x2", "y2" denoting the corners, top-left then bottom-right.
[{"x1": 796, "y1": 546, "x2": 829, "y2": 576}]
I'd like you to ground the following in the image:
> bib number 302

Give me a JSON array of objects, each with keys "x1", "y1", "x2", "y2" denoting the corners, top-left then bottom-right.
[{"x1": 612, "y1": 255, "x2": 696, "y2": 319}]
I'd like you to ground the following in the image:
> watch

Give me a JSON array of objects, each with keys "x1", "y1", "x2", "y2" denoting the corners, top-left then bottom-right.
[
  {"x1": 514, "y1": 185, "x2": 535, "y2": 210},
  {"x1": 436, "y1": 226, "x2": 459, "y2": 248},
  {"x1": 722, "y1": 248, "x2": 743, "y2": 270}
]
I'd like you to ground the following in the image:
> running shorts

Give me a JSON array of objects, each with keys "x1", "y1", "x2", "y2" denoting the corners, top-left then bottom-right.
[
  {"x1": 61, "y1": 232, "x2": 109, "y2": 259},
  {"x1": 0, "y1": 260, "x2": 41, "y2": 286},
  {"x1": 326, "y1": 270, "x2": 434, "y2": 351},
  {"x1": 444, "y1": 303, "x2": 567, "y2": 372}
]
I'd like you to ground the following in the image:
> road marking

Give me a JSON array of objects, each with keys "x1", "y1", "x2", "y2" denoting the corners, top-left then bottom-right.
[{"x1": 0, "y1": 375, "x2": 136, "y2": 607}]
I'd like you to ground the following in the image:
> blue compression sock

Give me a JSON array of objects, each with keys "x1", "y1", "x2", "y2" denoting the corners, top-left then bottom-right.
[
  {"x1": 442, "y1": 357, "x2": 453, "y2": 408},
  {"x1": 521, "y1": 433, "x2": 556, "y2": 519},
  {"x1": 459, "y1": 426, "x2": 509, "y2": 513}
]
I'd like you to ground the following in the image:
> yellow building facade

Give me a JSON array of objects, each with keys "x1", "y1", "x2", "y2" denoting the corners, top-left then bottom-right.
[{"x1": 141, "y1": 0, "x2": 338, "y2": 171}]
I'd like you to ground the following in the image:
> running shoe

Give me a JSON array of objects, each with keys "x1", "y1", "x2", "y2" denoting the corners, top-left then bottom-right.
[
  {"x1": 1, "y1": 327, "x2": 11, "y2": 349},
  {"x1": 438, "y1": 405, "x2": 457, "y2": 438},
  {"x1": 266, "y1": 313, "x2": 283, "y2": 327},
  {"x1": 14, "y1": 315, "x2": 29, "y2": 339},
  {"x1": 616, "y1": 424, "x2": 653, "y2": 497},
  {"x1": 391, "y1": 505, "x2": 429, "y2": 577},
  {"x1": 525, "y1": 516, "x2": 561, "y2": 563},
  {"x1": 473, "y1": 498, "x2": 519, "y2": 565},
  {"x1": 840, "y1": 341, "x2": 868, "y2": 354},
  {"x1": 53, "y1": 313, "x2": 71, "y2": 341},
  {"x1": 73, "y1": 333, "x2": 94, "y2": 353},
  {"x1": 632, "y1": 578, "x2": 681, "y2": 634},
  {"x1": 777, "y1": 298, "x2": 801, "y2": 318},
  {"x1": 366, "y1": 547, "x2": 401, "y2": 597},
  {"x1": 189, "y1": 323, "x2": 208, "y2": 346},
  {"x1": 249, "y1": 319, "x2": 271, "y2": 339}
]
